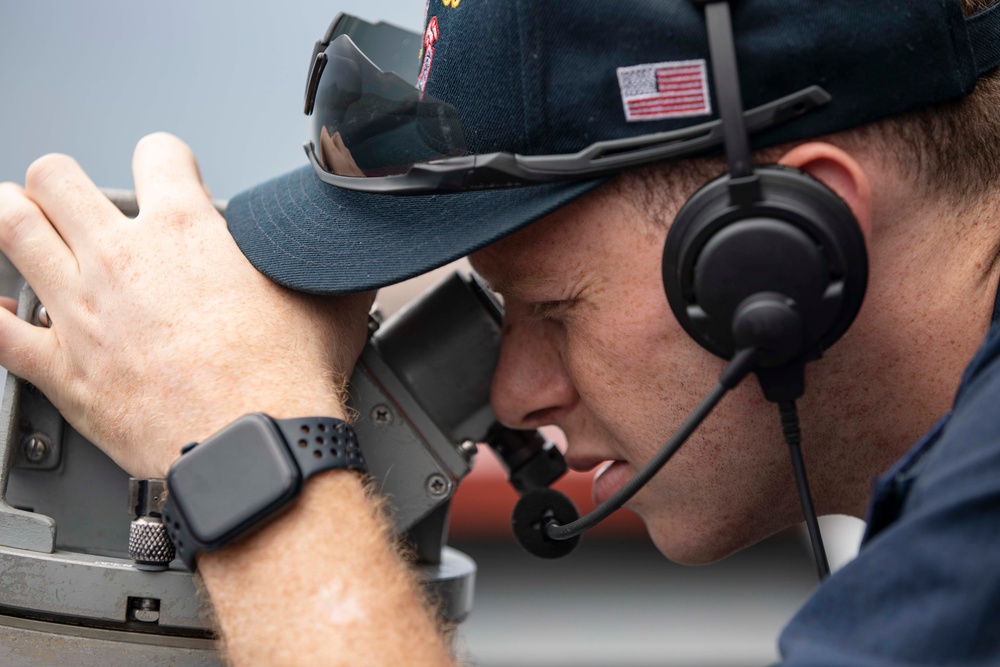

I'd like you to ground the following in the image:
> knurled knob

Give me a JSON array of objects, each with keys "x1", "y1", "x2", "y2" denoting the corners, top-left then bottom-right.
[{"x1": 129, "y1": 516, "x2": 176, "y2": 571}]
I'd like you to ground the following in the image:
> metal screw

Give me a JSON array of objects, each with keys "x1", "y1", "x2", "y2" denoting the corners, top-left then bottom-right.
[
  {"x1": 33, "y1": 304, "x2": 51, "y2": 328},
  {"x1": 426, "y1": 473, "x2": 450, "y2": 498},
  {"x1": 131, "y1": 597, "x2": 160, "y2": 623},
  {"x1": 370, "y1": 404, "x2": 393, "y2": 426},
  {"x1": 458, "y1": 440, "x2": 478, "y2": 461},
  {"x1": 23, "y1": 433, "x2": 50, "y2": 463}
]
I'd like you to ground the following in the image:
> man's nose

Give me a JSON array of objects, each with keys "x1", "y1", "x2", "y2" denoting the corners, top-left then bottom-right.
[{"x1": 490, "y1": 314, "x2": 579, "y2": 430}]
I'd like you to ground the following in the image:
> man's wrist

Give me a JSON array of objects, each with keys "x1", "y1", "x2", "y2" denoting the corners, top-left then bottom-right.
[
  {"x1": 161, "y1": 411, "x2": 365, "y2": 570},
  {"x1": 198, "y1": 467, "x2": 371, "y2": 571},
  {"x1": 191, "y1": 469, "x2": 463, "y2": 667}
]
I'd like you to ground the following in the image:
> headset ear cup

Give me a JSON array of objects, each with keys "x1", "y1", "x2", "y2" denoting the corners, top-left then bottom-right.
[{"x1": 662, "y1": 165, "x2": 867, "y2": 365}]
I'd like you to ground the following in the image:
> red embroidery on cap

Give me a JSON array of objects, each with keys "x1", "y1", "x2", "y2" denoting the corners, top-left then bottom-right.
[
  {"x1": 417, "y1": 16, "x2": 440, "y2": 98},
  {"x1": 616, "y1": 60, "x2": 712, "y2": 122}
]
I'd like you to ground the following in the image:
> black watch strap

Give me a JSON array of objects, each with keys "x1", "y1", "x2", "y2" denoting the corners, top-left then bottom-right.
[
  {"x1": 162, "y1": 414, "x2": 366, "y2": 571},
  {"x1": 274, "y1": 416, "x2": 367, "y2": 477}
]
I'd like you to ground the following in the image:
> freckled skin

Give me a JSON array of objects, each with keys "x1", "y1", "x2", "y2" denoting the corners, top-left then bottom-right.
[{"x1": 471, "y1": 156, "x2": 996, "y2": 564}]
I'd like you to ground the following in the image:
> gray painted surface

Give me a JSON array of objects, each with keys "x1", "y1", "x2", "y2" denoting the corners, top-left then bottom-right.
[
  {"x1": 0, "y1": 294, "x2": 56, "y2": 554},
  {"x1": 0, "y1": 615, "x2": 219, "y2": 667}
]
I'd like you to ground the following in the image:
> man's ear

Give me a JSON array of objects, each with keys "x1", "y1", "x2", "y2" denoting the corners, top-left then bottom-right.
[{"x1": 778, "y1": 142, "x2": 873, "y2": 244}]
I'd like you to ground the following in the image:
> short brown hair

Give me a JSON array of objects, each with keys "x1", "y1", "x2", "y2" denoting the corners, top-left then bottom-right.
[{"x1": 614, "y1": 0, "x2": 1000, "y2": 216}]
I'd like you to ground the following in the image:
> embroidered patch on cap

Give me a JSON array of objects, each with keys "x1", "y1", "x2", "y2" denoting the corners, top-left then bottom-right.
[
  {"x1": 616, "y1": 60, "x2": 712, "y2": 122},
  {"x1": 417, "y1": 16, "x2": 440, "y2": 97}
]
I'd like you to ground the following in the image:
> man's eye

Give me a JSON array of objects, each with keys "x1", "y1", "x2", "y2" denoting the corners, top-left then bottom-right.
[{"x1": 529, "y1": 299, "x2": 575, "y2": 321}]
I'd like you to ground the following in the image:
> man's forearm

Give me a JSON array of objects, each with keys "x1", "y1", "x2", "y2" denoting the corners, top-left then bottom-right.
[{"x1": 198, "y1": 470, "x2": 455, "y2": 666}]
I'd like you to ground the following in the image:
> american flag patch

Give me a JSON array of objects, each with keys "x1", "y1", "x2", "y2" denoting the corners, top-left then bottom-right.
[{"x1": 616, "y1": 60, "x2": 712, "y2": 122}]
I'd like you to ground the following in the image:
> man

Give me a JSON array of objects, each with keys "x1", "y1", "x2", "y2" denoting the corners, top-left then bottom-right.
[{"x1": 0, "y1": 0, "x2": 998, "y2": 664}]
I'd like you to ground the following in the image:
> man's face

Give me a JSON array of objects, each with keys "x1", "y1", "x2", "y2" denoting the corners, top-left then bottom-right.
[{"x1": 471, "y1": 180, "x2": 866, "y2": 564}]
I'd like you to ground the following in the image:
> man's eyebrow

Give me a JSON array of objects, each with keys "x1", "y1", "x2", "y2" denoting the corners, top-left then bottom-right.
[
  {"x1": 477, "y1": 272, "x2": 514, "y2": 295},
  {"x1": 476, "y1": 271, "x2": 555, "y2": 299}
]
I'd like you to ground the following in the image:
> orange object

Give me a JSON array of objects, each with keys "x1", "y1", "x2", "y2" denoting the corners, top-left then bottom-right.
[{"x1": 449, "y1": 442, "x2": 648, "y2": 541}]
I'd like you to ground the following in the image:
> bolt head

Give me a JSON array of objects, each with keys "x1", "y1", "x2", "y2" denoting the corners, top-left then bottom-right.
[
  {"x1": 370, "y1": 404, "x2": 393, "y2": 426},
  {"x1": 130, "y1": 597, "x2": 160, "y2": 623},
  {"x1": 458, "y1": 440, "x2": 478, "y2": 460},
  {"x1": 34, "y1": 304, "x2": 51, "y2": 328},
  {"x1": 132, "y1": 608, "x2": 160, "y2": 623},
  {"x1": 23, "y1": 434, "x2": 50, "y2": 463},
  {"x1": 426, "y1": 474, "x2": 451, "y2": 498}
]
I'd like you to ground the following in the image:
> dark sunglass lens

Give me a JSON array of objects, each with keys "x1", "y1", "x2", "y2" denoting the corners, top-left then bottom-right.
[{"x1": 311, "y1": 35, "x2": 467, "y2": 178}]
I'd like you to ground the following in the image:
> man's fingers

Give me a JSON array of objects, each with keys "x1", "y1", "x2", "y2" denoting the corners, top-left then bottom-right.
[
  {"x1": 23, "y1": 153, "x2": 123, "y2": 250},
  {"x1": 0, "y1": 307, "x2": 55, "y2": 385},
  {"x1": 132, "y1": 132, "x2": 213, "y2": 217},
  {"x1": 0, "y1": 297, "x2": 18, "y2": 315},
  {"x1": 0, "y1": 182, "x2": 78, "y2": 305}
]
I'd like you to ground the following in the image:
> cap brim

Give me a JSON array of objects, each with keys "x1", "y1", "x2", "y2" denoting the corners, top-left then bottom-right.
[{"x1": 226, "y1": 165, "x2": 608, "y2": 294}]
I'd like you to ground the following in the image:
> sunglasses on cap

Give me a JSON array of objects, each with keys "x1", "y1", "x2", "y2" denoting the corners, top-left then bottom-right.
[{"x1": 302, "y1": 13, "x2": 830, "y2": 196}]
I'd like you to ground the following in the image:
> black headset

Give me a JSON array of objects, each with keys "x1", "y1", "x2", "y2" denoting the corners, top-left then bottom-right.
[
  {"x1": 512, "y1": 0, "x2": 867, "y2": 579},
  {"x1": 663, "y1": 0, "x2": 868, "y2": 404}
]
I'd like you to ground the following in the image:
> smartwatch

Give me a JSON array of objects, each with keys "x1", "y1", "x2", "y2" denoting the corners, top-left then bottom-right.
[{"x1": 162, "y1": 413, "x2": 366, "y2": 570}]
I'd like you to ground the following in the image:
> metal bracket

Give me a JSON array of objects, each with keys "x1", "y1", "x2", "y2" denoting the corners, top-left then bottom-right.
[{"x1": 0, "y1": 285, "x2": 56, "y2": 553}]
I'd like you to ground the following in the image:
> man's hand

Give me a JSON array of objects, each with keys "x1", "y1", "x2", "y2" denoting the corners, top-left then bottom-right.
[
  {"x1": 0, "y1": 132, "x2": 372, "y2": 478},
  {"x1": 0, "y1": 133, "x2": 454, "y2": 666}
]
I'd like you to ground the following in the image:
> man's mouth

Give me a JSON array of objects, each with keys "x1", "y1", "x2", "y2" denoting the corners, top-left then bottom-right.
[
  {"x1": 565, "y1": 453, "x2": 612, "y2": 473},
  {"x1": 592, "y1": 460, "x2": 632, "y2": 506}
]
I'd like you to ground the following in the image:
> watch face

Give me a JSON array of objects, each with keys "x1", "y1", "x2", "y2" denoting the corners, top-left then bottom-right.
[{"x1": 168, "y1": 415, "x2": 301, "y2": 546}]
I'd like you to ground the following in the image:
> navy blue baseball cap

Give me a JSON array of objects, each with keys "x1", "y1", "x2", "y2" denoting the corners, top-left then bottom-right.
[{"x1": 226, "y1": 0, "x2": 1000, "y2": 295}]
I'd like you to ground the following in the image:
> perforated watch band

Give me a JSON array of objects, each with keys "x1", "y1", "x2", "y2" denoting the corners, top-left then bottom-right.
[
  {"x1": 162, "y1": 414, "x2": 366, "y2": 571},
  {"x1": 273, "y1": 416, "x2": 366, "y2": 478}
]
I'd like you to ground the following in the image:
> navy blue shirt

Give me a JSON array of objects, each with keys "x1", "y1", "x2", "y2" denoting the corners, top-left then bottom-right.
[{"x1": 778, "y1": 321, "x2": 1000, "y2": 665}]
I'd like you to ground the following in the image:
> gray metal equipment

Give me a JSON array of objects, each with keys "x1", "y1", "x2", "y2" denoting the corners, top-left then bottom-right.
[{"x1": 0, "y1": 191, "x2": 566, "y2": 664}]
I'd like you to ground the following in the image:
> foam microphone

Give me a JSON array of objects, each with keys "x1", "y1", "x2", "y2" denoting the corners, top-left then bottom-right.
[{"x1": 511, "y1": 348, "x2": 760, "y2": 559}]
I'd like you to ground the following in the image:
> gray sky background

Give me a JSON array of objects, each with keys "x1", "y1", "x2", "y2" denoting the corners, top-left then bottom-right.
[{"x1": 0, "y1": 0, "x2": 422, "y2": 199}]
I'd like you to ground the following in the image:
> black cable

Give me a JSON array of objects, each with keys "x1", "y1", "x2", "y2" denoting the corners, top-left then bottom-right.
[
  {"x1": 779, "y1": 401, "x2": 831, "y2": 581},
  {"x1": 545, "y1": 348, "x2": 760, "y2": 540}
]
